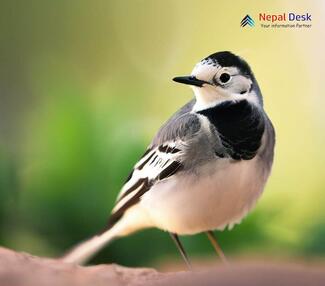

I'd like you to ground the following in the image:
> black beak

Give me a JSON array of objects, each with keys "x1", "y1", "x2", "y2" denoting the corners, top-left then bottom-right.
[{"x1": 173, "y1": 76, "x2": 209, "y2": 87}]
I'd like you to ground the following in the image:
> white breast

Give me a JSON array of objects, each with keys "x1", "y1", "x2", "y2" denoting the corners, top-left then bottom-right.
[{"x1": 140, "y1": 156, "x2": 269, "y2": 235}]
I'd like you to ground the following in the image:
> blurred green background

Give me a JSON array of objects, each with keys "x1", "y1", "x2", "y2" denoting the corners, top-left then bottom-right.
[{"x1": 0, "y1": 0, "x2": 324, "y2": 268}]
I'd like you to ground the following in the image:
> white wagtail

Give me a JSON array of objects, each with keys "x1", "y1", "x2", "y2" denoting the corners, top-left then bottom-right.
[{"x1": 62, "y1": 51, "x2": 275, "y2": 267}]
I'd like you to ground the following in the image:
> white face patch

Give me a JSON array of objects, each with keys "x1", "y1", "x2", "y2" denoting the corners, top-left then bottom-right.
[
  {"x1": 191, "y1": 61, "x2": 221, "y2": 82},
  {"x1": 191, "y1": 61, "x2": 259, "y2": 111}
]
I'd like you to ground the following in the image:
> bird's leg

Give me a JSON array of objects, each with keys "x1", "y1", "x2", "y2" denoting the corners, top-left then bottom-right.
[
  {"x1": 206, "y1": 231, "x2": 229, "y2": 265},
  {"x1": 169, "y1": 232, "x2": 192, "y2": 270}
]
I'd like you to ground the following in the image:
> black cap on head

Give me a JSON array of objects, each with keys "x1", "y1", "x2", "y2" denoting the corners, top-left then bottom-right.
[{"x1": 203, "y1": 51, "x2": 252, "y2": 76}]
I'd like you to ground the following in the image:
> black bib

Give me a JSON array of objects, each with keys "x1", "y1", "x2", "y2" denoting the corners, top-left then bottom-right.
[{"x1": 198, "y1": 100, "x2": 265, "y2": 160}]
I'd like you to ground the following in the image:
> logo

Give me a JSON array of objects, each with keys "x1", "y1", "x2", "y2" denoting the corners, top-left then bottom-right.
[
  {"x1": 240, "y1": 15, "x2": 255, "y2": 27},
  {"x1": 240, "y1": 13, "x2": 312, "y2": 29}
]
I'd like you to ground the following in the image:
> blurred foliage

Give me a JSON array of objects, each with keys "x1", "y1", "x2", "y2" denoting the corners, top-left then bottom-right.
[{"x1": 0, "y1": 0, "x2": 324, "y2": 267}]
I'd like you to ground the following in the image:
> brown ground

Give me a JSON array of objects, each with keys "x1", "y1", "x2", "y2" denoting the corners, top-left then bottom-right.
[{"x1": 0, "y1": 247, "x2": 324, "y2": 286}]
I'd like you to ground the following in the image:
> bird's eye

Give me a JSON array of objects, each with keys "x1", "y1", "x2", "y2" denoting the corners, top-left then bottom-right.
[{"x1": 219, "y1": 73, "x2": 231, "y2": 84}]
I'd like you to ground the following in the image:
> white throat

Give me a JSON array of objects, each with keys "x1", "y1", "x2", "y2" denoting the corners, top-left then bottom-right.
[{"x1": 192, "y1": 86, "x2": 260, "y2": 112}]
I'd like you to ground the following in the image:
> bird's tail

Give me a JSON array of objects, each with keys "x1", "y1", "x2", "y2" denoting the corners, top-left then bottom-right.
[
  {"x1": 61, "y1": 224, "x2": 121, "y2": 265},
  {"x1": 61, "y1": 205, "x2": 152, "y2": 265}
]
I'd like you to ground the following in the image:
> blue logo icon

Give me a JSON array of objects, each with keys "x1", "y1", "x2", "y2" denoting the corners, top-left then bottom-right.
[{"x1": 241, "y1": 15, "x2": 255, "y2": 27}]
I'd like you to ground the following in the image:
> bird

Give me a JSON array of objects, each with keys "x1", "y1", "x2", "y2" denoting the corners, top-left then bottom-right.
[{"x1": 61, "y1": 51, "x2": 275, "y2": 268}]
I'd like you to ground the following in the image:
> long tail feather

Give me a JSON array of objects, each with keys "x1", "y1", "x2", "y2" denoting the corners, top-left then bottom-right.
[
  {"x1": 61, "y1": 204, "x2": 152, "y2": 265},
  {"x1": 61, "y1": 225, "x2": 120, "y2": 265}
]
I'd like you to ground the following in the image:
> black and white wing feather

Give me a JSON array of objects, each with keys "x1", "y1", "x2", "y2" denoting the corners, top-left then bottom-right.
[{"x1": 107, "y1": 100, "x2": 201, "y2": 228}]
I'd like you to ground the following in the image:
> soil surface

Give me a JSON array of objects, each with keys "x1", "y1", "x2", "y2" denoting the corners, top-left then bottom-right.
[{"x1": 0, "y1": 247, "x2": 324, "y2": 286}]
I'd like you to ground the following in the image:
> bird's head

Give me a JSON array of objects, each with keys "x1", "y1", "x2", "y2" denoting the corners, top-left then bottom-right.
[{"x1": 173, "y1": 51, "x2": 263, "y2": 111}]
